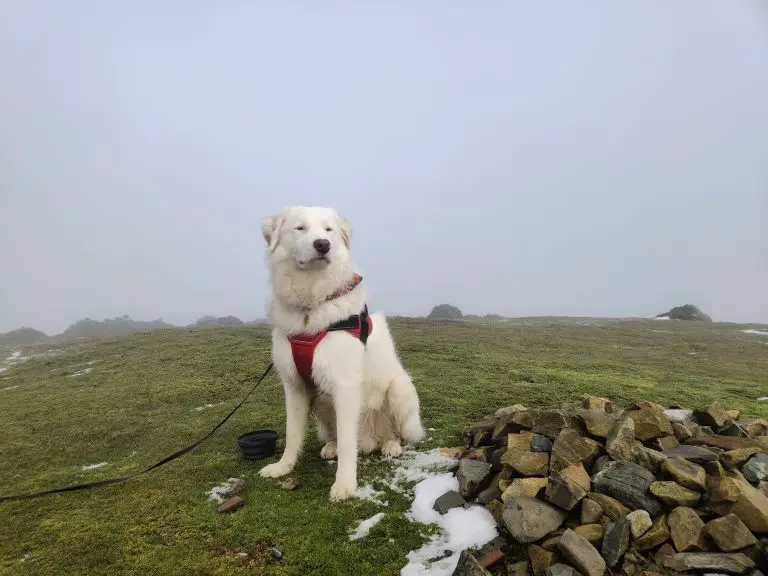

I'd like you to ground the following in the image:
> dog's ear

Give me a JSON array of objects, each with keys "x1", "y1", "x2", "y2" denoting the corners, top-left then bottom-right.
[
  {"x1": 338, "y1": 214, "x2": 352, "y2": 249},
  {"x1": 262, "y1": 214, "x2": 284, "y2": 252}
]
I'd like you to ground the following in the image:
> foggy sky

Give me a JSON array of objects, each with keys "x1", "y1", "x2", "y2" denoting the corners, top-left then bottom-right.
[{"x1": 2, "y1": 1, "x2": 767, "y2": 334}]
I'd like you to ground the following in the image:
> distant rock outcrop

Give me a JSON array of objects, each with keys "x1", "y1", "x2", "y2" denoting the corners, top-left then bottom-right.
[
  {"x1": 427, "y1": 304, "x2": 464, "y2": 320},
  {"x1": 60, "y1": 316, "x2": 174, "y2": 340},
  {"x1": 0, "y1": 327, "x2": 48, "y2": 346},
  {"x1": 195, "y1": 315, "x2": 244, "y2": 327},
  {"x1": 655, "y1": 304, "x2": 712, "y2": 322}
]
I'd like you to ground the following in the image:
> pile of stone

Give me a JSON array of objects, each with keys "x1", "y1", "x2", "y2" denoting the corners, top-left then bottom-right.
[{"x1": 439, "y1": 398, "x2": 768, "y2": 576}]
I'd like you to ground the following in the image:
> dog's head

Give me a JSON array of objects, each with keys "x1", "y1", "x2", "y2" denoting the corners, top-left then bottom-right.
[{"x1": 262, "y1": 206, "x2": 352, "y2": 271}]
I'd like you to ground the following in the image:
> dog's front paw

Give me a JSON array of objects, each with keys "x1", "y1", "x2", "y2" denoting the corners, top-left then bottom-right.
[
  {"x1": 329, "y1": 478, "x2": 358, "y2": 501},
  {"x1": 259, "y1": 461, "x2": 293, "y2": 478},
  {"x1": 320, "y1": 441, "x2": 338, "y2": 460},
  {"x1": 381, "y1": 439, "x2": 403, "y2": 459}
]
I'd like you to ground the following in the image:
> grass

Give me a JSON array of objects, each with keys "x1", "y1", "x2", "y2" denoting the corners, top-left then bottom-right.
[{"x1": 1, "y1": 318, "x2": 767, "y2": 575}]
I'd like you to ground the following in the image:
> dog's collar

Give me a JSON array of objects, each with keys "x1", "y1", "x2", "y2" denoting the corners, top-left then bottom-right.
[{"x1": 299, "y1": 273, "x2": 363, "y2": 325}]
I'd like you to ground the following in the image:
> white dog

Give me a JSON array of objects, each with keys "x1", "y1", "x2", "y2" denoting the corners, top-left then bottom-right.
[{"x1": 258, "y1": 205, "x2": 426, "y2": 501}]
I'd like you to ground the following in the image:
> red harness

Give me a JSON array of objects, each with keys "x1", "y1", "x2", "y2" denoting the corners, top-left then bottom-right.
[{"x1": 287, "y1": 274, "x2": 373, "y2": 387}]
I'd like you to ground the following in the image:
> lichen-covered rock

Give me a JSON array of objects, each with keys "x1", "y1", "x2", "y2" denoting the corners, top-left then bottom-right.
[
  {"x1": 650, "y1": 481, "x2": 702, "y2": 507},
  {"x1": 528, "y1": 544, "x2": 558, "y2": 576},
  {"x1": 722, "y1": 448, "x2": 763, "y2": 469},
  {"x1": 705, "y1": 514, "x2": 758, "y2": 552},
  {"x1": 602, "y1": 516, "x2": 630, "y2": 568},
  {"x1": 663, "y1": 552, "x2": 755, "y2": 574},
  {"x1": 709, "y1": 478, "x2": 768, "y2": 533},
  {"x1": 593, "y1": 461, "x2": 662, "y2": 516},
  {"x1": 625, "y1": 406, "x2": 673, "y2": 441},
  {"x1": 574, "y1": 524, "x2": 604, "y2": 547},
  {"x1": 587, "y1": 493, "x2": 631, "y2": 521},
  {"x1": 633, "y1": 515, "x2": 670, "y2": 551},
  {"x1": 503, "y1": 497, "x2": 568, "y2": 543},
  {"x1": 668, "y1": 506, "x2": 706, "y2": 552},
  {"x1": 578, "y1": 409, "x2": 618, "y2": 438},
  {"x1": 664, "y1": 445, "x2": 719, "y2": 463},
  {"x1": 583, "y1": 396, "x2": 613, "y2": 413},
  {"x1": 501, "y1": 477, "x2": 549, "y2": 502},
  {"x1": 550, "y1": 428, "x2": 602, "y2": 472},
  {"x1": 606, "y1": 417, "x2": 635, "y2": 461},
  {"x1": 545, "y1": 464, "x2": 591, "y2": 511},
  {"x1": 663, "y1": 457, "x2": 707, "y2": 492},
  {"x1": 533, "y1": 410, "x2": 579, "y2": 439},
  {"x1": 581, "y1": 498, "x2": 604, "y2": 524},
  {"x1": 627, "y1": 510, "x2": 653, "y2": 539},
  {"x1": 501, "y1": 432, "x2": 550, "y2": 476}
]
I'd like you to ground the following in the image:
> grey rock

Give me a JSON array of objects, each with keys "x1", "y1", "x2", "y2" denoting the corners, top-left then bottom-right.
[
  {"x1": 545, "y1": 470, "x2": 588, "y2": 511},
  {"x1": 502, "y1": 497, "x2": 568, "y2": 544},
  {"x1": 581, "y1": 498, "x2": 604, "y2": 524},
  {"x1": 531, "y1": 434, "x2": 554, "y2": 453},
  {"x1": 719, "y1": 421, "x2": 750, "y2": 438},
  {"x1": 664, "y1": 553, "x2": 755, "y2": 574},
  {"x1": 558, "y1": 528, "x2": 607, "y2": 576},
  {"x1": 664, "y1": 445, "x2": 720, "y2": 463},
  {"x1": 533, "y1": 410, "x2": 581, "y2": 439},
  {"x1": 457, "y1": 458, "x2": 492, "y2": 498},
  {"x1": 434, "y1": 490, "x2": 467, "y2": 514},
  {"x1": 743, "y1": 454, "x2": 768, "y2": 485},
  {"x1": 606, "y1": 417, "x2": 635, "y2": 461},
  {"x1": 630, "y1": 442, "x2": 667, "y2": 473},
  {"x1": 626, "y1": 510, "x2": 653, "y2": 539},
  {"x1": 475, "y1": 485, "x2": 502, "y2": 505},
  {"x1": 452, "y1": 550, "x2": 493, "y2": 576},
  {"x1": 592, "y1": 461, "x2": 662, "y2": 516},
  {"x1": 546, "y1": 564, "x2": 579, "y2": 576},
  {"x1": 602, "y1": 515, "x2": 630, "y2": 568}
]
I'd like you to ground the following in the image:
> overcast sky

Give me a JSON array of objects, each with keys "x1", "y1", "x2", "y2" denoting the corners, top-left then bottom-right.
[{"x1": 1, "y1": 1, "x2": 767, "y2": 334}]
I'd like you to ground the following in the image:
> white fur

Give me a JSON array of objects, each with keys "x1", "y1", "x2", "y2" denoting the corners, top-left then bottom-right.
[{"x1": 259, "y1": 206, "x2": 426, "y2": 501}]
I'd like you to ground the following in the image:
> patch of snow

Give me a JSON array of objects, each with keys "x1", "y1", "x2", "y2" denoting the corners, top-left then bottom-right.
[
  {"x1": 193, "y1": 402, "x2": 224, "y2": 412},
  {"x1": 757, "y1": 397, "x2": 768, "y2": 402},
  {"x1": 654, "y1": 316, "x2": 670, "y2": 320},
  {"x1": 349, "y1": 512, "x2": 386, "y2": 541},
  {"x1": 427, "y1": 428, "x2": 436, "y2": 432},
  {"x1": 235, "y1": 552, "x2": 248, "y2": 558},
  {"x1": 743, "y1": 329, "x2": 768, "y2": 336},
  {"x1": 400, "y1": 473, "x2": 498, "y2": 575},
  {"x1": 206, "y1": 478, "x2": 242, "y2": 503},
  {"x1": 69, "y1": 367, "x2": 92, "y2": 377},
  {"x1": 664, "y1": 409, "x2": 693, "y2": 423},
  {"x1": 385, "y1": 448, "x2": 459, "y2": 494},
  {"x1": 1, "y1": 385, "x2": 19, "y2": 391},
  {"x1": 20, "y1": 553, "x2": 31, "y2": 563},
  {"x1": 81, "y1": 462, "x2": 109, "y2": 471},
  {"x1": 357, "y1": 484, "x2": 389, "y2": 506}
]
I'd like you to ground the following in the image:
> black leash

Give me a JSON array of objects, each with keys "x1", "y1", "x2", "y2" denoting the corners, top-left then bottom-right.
[{"x1": 0, "y1": 363, "x2": 274, "y2": 504}]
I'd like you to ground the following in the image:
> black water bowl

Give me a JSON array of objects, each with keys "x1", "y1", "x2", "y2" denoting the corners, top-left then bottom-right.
[{"x1": 237, "y1": 429, "x2": 278, "y2": 460}]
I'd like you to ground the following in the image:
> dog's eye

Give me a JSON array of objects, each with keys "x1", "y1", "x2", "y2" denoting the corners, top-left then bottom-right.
[
  {"x1": 295, "y1": 225, "x2": 306, "y2": 231},
  {"x1": 325, "y1": 227, "x2": 333, "y2": 232}
]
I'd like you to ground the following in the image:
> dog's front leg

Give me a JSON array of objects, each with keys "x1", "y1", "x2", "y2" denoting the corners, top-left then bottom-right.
[
  {"x1": 329, "y1": 381, "x2": 361, "y2": 501},
  {"x1": 259, "y1": 381, "x2": 310, "y2": 478}
]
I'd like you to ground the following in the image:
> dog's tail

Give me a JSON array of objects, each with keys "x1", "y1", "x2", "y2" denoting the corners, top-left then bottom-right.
[{"x1": 386, "y1": 370, "x2": 426, "y2": 443}]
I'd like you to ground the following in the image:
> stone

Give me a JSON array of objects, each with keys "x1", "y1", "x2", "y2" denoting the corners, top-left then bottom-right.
[
  {"x1": 485, "y1": 500, "x2": 504, "y2": 525},
  {"x1": 665, "y1": 445, "x2": 720, "y2": 464},
  {"x1": 512, "y1": 410, "x2": 535, "y2": 430},
  {"x1": 727, "y1": 410, "x2": 742, "y2": 420},
  {"x1": 546, "y1": 563, "x2": 578, "y2": 576},
  {"x1": 217, "y1": 495, "x2": 245, "y2": 513},
  {"x1": 503, "y1": 497, "x2": 568, "y2": 543},
  {"x1": 583, "y1": 396, "x2": 613, "y2": 413},
  {"x1": 710, "y1": 479, "x2": 768, "y2": 533},
  {"x1": 531, "y1": 434, "x2": 554, "y2": 453},
  {"x1": 578, "y1": 409, "x2": 618, "y2": 438},
  {"x1": 706, "y1": 460, "x2": 729, "y2": 479},
  {"x1": 502, "y1": 432, "x2": 550, "y2": 476},
  {"x1": 587, "y1": 493, "x2": 631, "y2": 521},
  {"x1": 440, "y1": 446, "x2": 467, "y2": 459},
  {"x1": 691, "y1": 436, "x2": 761, "y2": 452},
  {"x1": 663, "y1": 457, "x2": 708, "y2": 492},
  {"x1": 633, "y1": 515, "x2": 670, "y2": 551},
  {"x1": 711, "y1": 478, "x2": 744, "y2": 503},
  {"x1": 466, "y1": 447, "x2": 491, "y2": 462},
  {"x1": 590, "y1": 456, "x2": 612, "y2": 476},
  {"x1": 496, "y1": 404, "x2": 529, "y2": 417},
  {"x1": 651, "y1": 481, "x2": 702, "y2": 507},
  {"x1": 706, "y1": 514, "x2": 758, "y2": 552},
  {"x1": 575, "y1": 524, "x2": 604, "y2": 547},
  {"x1": 490, "y1": 448, "x2": 505, "y2": 471},
  {"x1": 434, "y1": 490, "x2": 466, "y2": 514},
  {"x1": 696, "y1": 402, "x2": 732, "y2": 429},
  {"x1": 558, "y1": 528, "x2": 607, "y2": 576},
  {"x1": 475, "y1": 485, "x2": 502, "y2": 505},
  {"x1": 582, "y1": 498, "x2": 604, "y2": 524},
  {"x1": 743, "y1": 455, "x2": 768, "y2": 485},
  {"x1": 668, "y1": 506, "x2": 707, "y2": 552},
  {"x1": 625, "y1": 407, "x2": 673, "y2": 441},
  {"x1": 279, "y1": 477, "x2": 300, "y2": 490},
  {"x1": 592, "y1": 461, "x2": 662, "y2": 516},
  {"x1": 720, "y1": 421, "x2": 751, "y2": 438},
  {"x1": 458, "y1": 458, "x2": 493, "y2": 498},
  {"x1": 656, "y1": 436, "x2": 680, "y2": 451},
  {"x1": 674, "y1": 422, "x2": 695, "y2": 442},
  {"x1": 606, "y1": 417, "x2": 635, "y2": 461},
  {"x1": 550, "y1": 429, "x2": 602, "y2": 472},
  {"x1": 603, "y1": 516, "x2": 631, "y2": 568},
  {"x1": 508, "y1": 561, "x2": 530, "y2": 576},
  {"x1": 631, "y1": 443, "x2": 667, "y2": 473},
  {"x1": 665, "y1": 409, "x2": 694, "y2": 423},
  {"x1": 655, "y1": 543, "x2": 676, "y2": 564},
  {"x1": 621, "y1": 549, "x2": 646, "y2": 576},
  {"x1": 663, "y1": 552, "x2": 755, "y2": 574},
  {"x1": 737, "y1": 419, "x2": 768, "y2": 437},
  {"x1": 542, "y1": 535, "x2": 562, "y2": 552},
  {"x1": 627, "y1": 510, "x2": 653, "y2": 539},
  {"x1": 453, "y1": 550, "x2": 494, "y2": 576},
  {"x1": 534, "y1": 410, "x2": 580, "y2": 439},
  {"x1": 476, "y1": 549, "x2": 505, "y2": 569},
  {"x1": 501, "y1": 478, "x2": 549, "y2": 502},
  {"x1": 546, "y1": 466, "x2": 590, "y2": 510},
  {"x1": 528, "y1": 544, "x2": 558, "y2": 576},
  {"x1": 723, "y1": 448, "x2": 763, "y2": 469}
]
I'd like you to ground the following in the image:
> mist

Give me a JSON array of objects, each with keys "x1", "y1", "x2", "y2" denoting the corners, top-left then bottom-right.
[{"x1": 1, "y1": 1, "x2": 767, "y2": 334}]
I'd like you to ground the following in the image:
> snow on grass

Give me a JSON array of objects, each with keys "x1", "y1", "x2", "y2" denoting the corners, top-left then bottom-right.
[
  {"x1": 205, "y1": 478, "x2": 242, "y2": 503},
  {"x1": 384, "y1": 448, "x2": 459, "y2": 494},
  {"x1": 1, "y1": 385, "x2": 19, "y2": 391},
  {"x1": 357, "y1": 484, "x2": 389, "y2": 506},
  {"x1": 743, "y1": 329, "x2": 768, "y2": 336},
  {"x1": 81, "y1": 462, "x2": 109, "y2": 471},
  {"x1": 400, "y1": 473, "x2": 497, "y2": 575},
  {"x1": 348, "y1": 512, "x2": 386, "y2": 541},
  {"x1": 757, "y1": 397, "x2": 768, "y2": 402},
  {"x1": 193, "y1": 402, "x2": 224, "y2": 412},
  {"x1": 69, "y1": 367, "x2": 92, "y2": 377}
]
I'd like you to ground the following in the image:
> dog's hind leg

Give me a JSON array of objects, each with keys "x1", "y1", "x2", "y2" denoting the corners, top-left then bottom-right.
[
  {"x1": 313, "y1": 396, "x2": 338, "y2": 459},
  {"x1": 386, "y1": 370, "x2": 426, "y2": 445}
]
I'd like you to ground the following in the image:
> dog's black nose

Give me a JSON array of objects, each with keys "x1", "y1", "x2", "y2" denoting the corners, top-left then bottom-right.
[{"x1": 313, "y1": 239, "x2": 331, "y2": 255}]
